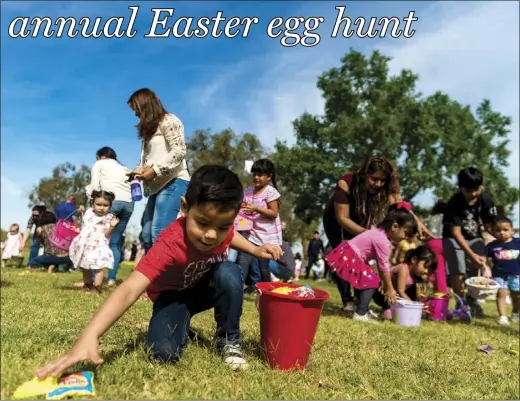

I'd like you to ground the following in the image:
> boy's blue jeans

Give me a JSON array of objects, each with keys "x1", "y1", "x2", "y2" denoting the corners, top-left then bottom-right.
[
  {"x1": 141, "y1": 178, "x2": 189, "y2": 252},
  {"x1": 147, "y1": 261, "x2": 243, "y2": 362},
  {"x1": 108, "y1": 200, "x2": 134, "y2": 281}
]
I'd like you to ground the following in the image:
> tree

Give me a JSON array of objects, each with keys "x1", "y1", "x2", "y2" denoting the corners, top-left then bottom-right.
[
  {"x1": 186, "y1": 128, "x2": 265, "y2": 184},
  {"x1": 272, "y1": 49, "x2": 519, "y2": 224},
  {"x1": 186, "y1": 128, "x2": 318, "y2": 244},
  {"x1": 28, "y1": 163, "x2": 91, "y2": 211}
]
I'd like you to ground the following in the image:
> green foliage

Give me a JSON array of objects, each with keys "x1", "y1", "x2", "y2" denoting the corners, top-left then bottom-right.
[
  {"x1": 0, "y1": 229, "x2": 7, "y2": 242},
  {"x1": 272, "y1": 49, "x2": 519, "y2": 223},
  {"x1": 28, "y1": 163, "x2": 91, "y2": 211},
  {"x1": 186, "y1": 128, "x2": 265, "y2": 185}
]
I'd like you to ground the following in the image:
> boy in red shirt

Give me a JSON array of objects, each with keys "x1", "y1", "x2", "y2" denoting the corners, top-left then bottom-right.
[{"x1": 36, "y1": 166, "x2": 282, "y2": 376}]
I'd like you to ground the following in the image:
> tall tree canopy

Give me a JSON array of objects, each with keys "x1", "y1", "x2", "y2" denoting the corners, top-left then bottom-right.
[
  {"x1": 273, "y1": 49, "x2": 519, "y2": 224},
  {"x1": 28, "y1": 163, "x2": 91, "y2": 210}
]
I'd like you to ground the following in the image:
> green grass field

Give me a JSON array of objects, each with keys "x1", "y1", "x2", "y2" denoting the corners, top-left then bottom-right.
[{"x1": 1, "y1": 263, "x2": 518, "y2": 400}]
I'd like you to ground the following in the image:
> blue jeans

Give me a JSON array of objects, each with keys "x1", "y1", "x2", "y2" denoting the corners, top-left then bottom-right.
[
  {"x1": 250, "y1": 258, "x2": 261, "y2": 284},
  {"x1": 237, "y1": 250, "x2": 270, "y2": 283},
  {"x1": 108, "y1": 201, "x2": 134, "y2": 281},
  {"x1": 141, "y1": 178, "x2": 189, "y2": 251},
  {"x1": 27, "y1": 232, "x2": 40, "y2": 267},
  {"x1": 147, "y1": 261, "x2": 243, "y2": 363},
  {"x1": 33, "y1": 255, "x2": 73, "y2": 269},
  {"x1": 269, "y1": 259, "x2": 292, "y2": 280}
]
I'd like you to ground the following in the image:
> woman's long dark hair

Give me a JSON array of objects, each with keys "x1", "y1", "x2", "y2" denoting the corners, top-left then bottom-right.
[
  {"x1": 127, "y1": 88, "x2": 168, "y2": 142},
  {"x1": 350, "y1": 155, "x2": 400, "y2": 226}
]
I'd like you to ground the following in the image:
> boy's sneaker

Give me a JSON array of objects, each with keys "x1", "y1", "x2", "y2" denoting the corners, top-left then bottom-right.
[
  {"x1": 353, "y1": 312, "x2": 379, "y2": 324},
  {"x1": 511, "y1": 313, "x2": 519, "y2": 322},
  {"x1": 221, "y1": 344, "x2": 248, "y2": 371},
  {"x1": 498, "y1": 316, "x2": 510, "y2": 325},
  {"x1": 343, "y1": 302, "x2": 356, "y2": 312}
]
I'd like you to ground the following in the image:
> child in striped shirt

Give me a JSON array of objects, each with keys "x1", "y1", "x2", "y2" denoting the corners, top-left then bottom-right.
[{"x1": 236, "y1": 159, "x2": 283, "y2": 285}]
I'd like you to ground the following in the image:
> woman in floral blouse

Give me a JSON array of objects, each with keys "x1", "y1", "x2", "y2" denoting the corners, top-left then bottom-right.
[{"x1": 128, "y1": 88, "x2": 190, "y2": 251}]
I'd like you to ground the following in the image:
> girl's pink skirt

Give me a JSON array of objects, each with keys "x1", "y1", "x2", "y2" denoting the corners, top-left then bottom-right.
[{"x1": 325, "y1": 242, "x2": 380, "y2": 290}]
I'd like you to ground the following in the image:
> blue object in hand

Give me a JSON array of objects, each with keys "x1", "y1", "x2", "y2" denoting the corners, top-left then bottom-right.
[{"x1": 130, "y1": 179, "x2": 143, "y2": 202}]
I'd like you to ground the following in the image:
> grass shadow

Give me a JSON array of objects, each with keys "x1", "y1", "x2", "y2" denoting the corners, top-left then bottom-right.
[
  {"x1": 1, "y1": 280, "x2": 12, "y2": 288},
  {"x1": 468, "y1": 319, "x2": 520, "y2": 336},
  {"x1": 240, "y1": 337, "x2": 263, "y2": 359}
]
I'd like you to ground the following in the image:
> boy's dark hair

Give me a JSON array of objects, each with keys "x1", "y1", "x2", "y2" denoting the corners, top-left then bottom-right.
[
  {"x1": 432, "y1": 201, "x2": 447, "y2": 215},
  {"x1": 405, "y1": 245, "x2": 438, "y2": 272},
  {"x1": 96, "y1": 146, "x2": 118, "y2": 160},
  {"x1": 458, "y1": 167, "x2": 483, "y2": 190},
  {"x1": 37, "y1": 211, "x2": 57, "y2": 227},
  {"x1": 295, "y1": 252, "x2": 301, "y2": 260},
  {"x1": 377, "y1": 203, "x2": 416, "y2": 233},
  {"x1": 251, "y1": 158, "x2": 278, "y2": 190},
  {"x1": 314, "y1": 231, "x2": 320, "y2": 235},
  {"x1": 185, "y1": 165, "x2": 243, "y2": 212},
  {"x1": 91, "y1": 190, "x2": 115, "y2": 206},
  {"x1": 32, "y1": 205, "x2": 46, "y2": 214},
  {"x1": 492, "y1": 215, "x2": 513, "y2": 228}
]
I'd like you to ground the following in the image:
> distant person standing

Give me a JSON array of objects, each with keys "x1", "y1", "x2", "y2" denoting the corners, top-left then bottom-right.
[
  {"x1": 306, "y1": 231, "x2": 324, "y2": 279},
  {"x1": 20, "y1": 205, "x2": 47, "y2": 268},
  {"x1": 55, "y1": 195, "x2": 79, "y2": 225},
  {"x1": 86, "y1": 146, "x2": 134, "y2": 286},
  {"x1": 130, "y1": 241, "x2": 139, "y2": 262}
]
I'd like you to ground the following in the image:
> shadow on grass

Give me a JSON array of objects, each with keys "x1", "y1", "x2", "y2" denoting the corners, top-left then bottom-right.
[
  {"x1": 1, "y1": 280, "x2": 12, "y2": 288},
  {"x1": 452, "y1": 318, "x2": 520, "y2": 336}
]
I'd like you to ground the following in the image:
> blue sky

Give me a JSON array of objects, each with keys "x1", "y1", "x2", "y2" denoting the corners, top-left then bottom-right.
[{"x1": 1, "y1": 1, "x2": 519, "y2": 237}]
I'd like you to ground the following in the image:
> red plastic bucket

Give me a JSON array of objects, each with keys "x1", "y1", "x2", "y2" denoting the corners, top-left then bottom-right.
[
  {"x1": 255, "y1": 282, "x2": 329, "y2": 370},
  {"x1": 428, "y1": 294, "x2": 450, "y2": 321},
  {"x1": 48, "y1": 220, "x2": 81, "y2": 251}
]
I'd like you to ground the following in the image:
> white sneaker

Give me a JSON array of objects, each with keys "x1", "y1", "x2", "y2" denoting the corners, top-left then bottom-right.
[
  {"x1": 498, "y1": 316, "x2": 510, "y2": 325},
  {"x1": 353, "y1": 312, "x2": 379, "y2": 324},
  {"x1": 506, "y1": 296, "x2": 512, "y2": 305},
  {"x1": 511, "y1": 313, "x2": 519, "y2": 322},
  {"x1": 221, "y1": 344, "x2": 248, "y2": 371},
  {"x1": 343, "y1": 302, "x2": 356, "y2": 312}
]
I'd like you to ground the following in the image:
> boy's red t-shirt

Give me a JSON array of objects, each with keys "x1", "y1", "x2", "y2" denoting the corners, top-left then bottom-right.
[{"x1": 135, "y1": 217, "x2": 234, "y2": 301}]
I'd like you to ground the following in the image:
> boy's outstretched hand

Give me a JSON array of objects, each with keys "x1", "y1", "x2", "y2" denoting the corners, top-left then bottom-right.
[
  {"x1": 36, "y1": 335, "x2": 103, "y2": 379},
  {"x1": 254, "y1": 244, "x2": 283, "y2": 261}
]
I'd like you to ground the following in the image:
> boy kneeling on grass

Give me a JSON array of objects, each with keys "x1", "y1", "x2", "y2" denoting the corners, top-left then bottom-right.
[{"x1": 36, "y1": 165, "x2": 282, "y2": 377}]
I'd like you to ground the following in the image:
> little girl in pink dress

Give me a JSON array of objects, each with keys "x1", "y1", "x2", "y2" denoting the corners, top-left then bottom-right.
[{"x1": 69, "y1": 191, "x2": 119, "y2": 291}]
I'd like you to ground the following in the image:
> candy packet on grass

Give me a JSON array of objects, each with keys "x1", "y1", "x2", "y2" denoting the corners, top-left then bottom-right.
[
  {"x1": 13, "y1": 371, "x2": 95, "y2": 400},
  {"x1": 46, "y1": 371, "x2": 95, "y2": 400}
]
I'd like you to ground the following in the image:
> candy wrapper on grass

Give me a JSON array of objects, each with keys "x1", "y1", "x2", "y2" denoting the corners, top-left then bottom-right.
[{"x1": 46, "y1": 371, "x2": 95, "y2": 400}]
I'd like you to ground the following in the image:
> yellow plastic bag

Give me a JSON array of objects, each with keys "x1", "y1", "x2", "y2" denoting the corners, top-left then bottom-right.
[{"x1": 13, "y1": 376, "x2": 59, "y2": 399}]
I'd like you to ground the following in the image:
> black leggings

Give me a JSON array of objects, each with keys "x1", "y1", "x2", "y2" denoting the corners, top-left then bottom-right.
[
  {"x1": 327, "y1": 236, "x2": 354, "y2": 306},
  {"x1": 358, "y1": 285, "x2": 418, "y2": 315}
]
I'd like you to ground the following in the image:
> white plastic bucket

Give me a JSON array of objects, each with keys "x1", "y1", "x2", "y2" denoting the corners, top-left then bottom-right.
[{"x1": 391, "y1": 299, "x2": 424, "y2": 327}]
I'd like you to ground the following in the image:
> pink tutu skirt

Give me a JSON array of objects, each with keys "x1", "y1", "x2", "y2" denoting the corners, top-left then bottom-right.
[{"x1": 325, "y1": 242, "x2": 380, "y2": 290}]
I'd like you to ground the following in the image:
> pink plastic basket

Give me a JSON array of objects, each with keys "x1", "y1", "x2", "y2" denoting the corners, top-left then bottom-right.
[
  {"x1": 48, "y1": 220, "x2": 81, "y2": 251},
  {"x1": 234, "y1": 211, "x2": 254, "y2": 232}
]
